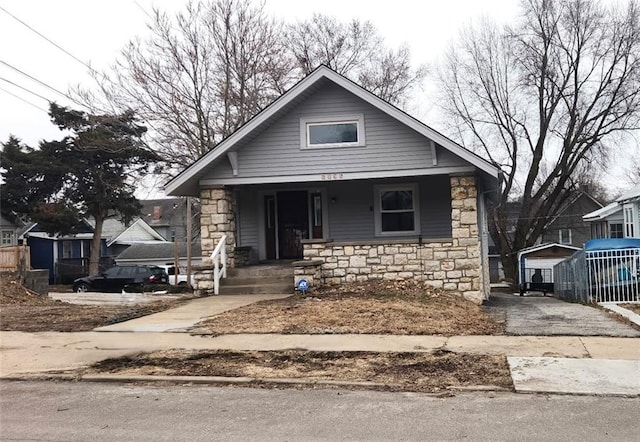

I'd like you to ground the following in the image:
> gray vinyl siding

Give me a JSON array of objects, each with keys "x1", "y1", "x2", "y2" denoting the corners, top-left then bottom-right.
[
  {"x1": 326, "y1": 180, "x2": 375, "y2": 240},
  {"x1": 419, "y1": 175, "x2": 452, "y2": 238},
  {"x1": 204, "y1": 83, "x2": 468, "y2": 180},
  {"x1": 326, "y1": 176, "x2": 451, "y2": 241},
  {"x1": 237, "y1": 190, "x2": 259, "y2": 249}
]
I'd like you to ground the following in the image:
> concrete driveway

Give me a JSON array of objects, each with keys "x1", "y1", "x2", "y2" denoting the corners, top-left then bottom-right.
[{"x1": 485, "y1": 293, "x2": 640, "y2": 337}]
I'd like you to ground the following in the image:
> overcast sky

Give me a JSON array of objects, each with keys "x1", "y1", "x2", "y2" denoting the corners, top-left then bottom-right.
[{"x1": 0, "y1": 0, "x2": 633, "y2": 194}]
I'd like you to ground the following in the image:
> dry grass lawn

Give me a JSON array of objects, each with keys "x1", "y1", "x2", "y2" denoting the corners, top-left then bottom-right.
[
  {"x1": 620, "y1": 303, "x2": 640, "y2": 315},
  {"x1": 88, "y1": 349, "x2": 513, "y2": 393},
  {"x1": 194, "y1": 281, "x2": 504, "y2": 336},
  {"x1": 0, "y1": 277, "x2": 189, "y2": 332}
]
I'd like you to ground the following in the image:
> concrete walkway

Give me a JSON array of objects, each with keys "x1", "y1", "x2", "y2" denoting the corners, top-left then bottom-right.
[
  {"x1": 93, "y1": 294, "x2": 291, "y2": 332},
  {"x1": 1, "y1": 293, "x2": 639, "y2": 396}
]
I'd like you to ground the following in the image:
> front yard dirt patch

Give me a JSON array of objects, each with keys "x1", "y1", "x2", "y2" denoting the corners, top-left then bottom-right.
[
  {"x1": 195, "y1": 281, "x2": 503, "y2": 335},
  {"x1": 0, "y1": 277, "x2": 189, "y2": 332},
  {"x1": 86, "y1": 349, "x2": 512, "y2": 393},
  {"x1": 620, "y1": 304, "x2": 640, "y2": 315}
]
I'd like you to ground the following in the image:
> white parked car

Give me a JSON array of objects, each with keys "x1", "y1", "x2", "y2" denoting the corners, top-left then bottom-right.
[{"x1": 158, "y1": 264, "x2": 195, "y2": 287}]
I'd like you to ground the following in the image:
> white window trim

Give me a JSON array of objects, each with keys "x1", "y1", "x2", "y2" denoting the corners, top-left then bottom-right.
[
  {"x1": 609, "y1": 222, "x2": 623, "y2": 238},
  {"x1": 1, "y1": 230, "x2": 13, "y2": 246},
  {"x1": 374, "y1": 183, "x2": 421, "y2": 237},
  {"x1": 558, "y1": 228, "x2": 572, "y2": 245},
  {"x1": 300, "y1": 114, "x2": 365, "y2": 149},
  {"x1": 623, "y1": 203, "x2": 638, "y2": 238}
]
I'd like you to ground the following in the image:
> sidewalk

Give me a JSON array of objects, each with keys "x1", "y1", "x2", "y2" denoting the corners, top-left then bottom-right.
[{"x1": 1, "y1": 294, "x2": 639, "y2": 396}]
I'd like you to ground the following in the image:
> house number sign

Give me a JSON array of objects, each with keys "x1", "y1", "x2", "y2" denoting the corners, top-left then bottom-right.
[{"x1": 321, "y1": 173, "x2": 344, "y2": 181}]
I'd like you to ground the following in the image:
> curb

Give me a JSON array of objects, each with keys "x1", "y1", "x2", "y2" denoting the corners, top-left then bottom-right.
[{"x1": 0, "y1": 372, "x2": 510, "y2": 394}]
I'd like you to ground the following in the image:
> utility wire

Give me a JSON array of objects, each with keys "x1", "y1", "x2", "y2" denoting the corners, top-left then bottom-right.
[
  {"x1": 0, "y1": 86, "x2": 48, "y2": 112},
  {"x1": 133, "y1": 0, "x2": 154, "y2": 21},
  {"x1": 0, "y1": 5, "x2": 99, "y2": 76},
  {"x1": 0, "y1": 76, "x2": 52, "y2": 102},
  {"x1": 0, "y1": 59, "x2": 87, "y2": 108}
]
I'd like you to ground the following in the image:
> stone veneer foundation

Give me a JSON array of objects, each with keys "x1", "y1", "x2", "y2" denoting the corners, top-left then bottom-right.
[{"x1": 294, "y1": 175, "x2": 484, "y2": 303}]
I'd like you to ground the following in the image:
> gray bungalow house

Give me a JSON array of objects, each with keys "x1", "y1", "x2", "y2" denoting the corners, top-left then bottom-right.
[{"x1": 165, "y1": 66, "x2": 500, "y2": 303}]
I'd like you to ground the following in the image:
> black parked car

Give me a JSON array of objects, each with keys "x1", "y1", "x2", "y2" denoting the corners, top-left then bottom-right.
[{"x1": 73, "y1": 265, "x2": 169, "y2": 293}]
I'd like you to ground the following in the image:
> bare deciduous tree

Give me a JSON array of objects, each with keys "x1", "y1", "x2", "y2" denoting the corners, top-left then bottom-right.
[
  {"x1": 286, "y1": 14, "x2": 427, "y2": 106},
  {"x1": 438, "y1": 0, "x2": 640, "y2": 282},
  {"x1": 76, "y1": 2, "x2": 427, "y2": 174},
  {"x1": 77, "y1": 0, "x2": 291, "y2": 171}
]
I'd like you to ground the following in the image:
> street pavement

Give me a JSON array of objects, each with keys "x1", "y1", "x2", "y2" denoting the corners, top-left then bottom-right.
[
  {"x1": 1, "y1": 292, "x2": 639, "y2": 396},
  {"x1": 2, "y1": 381, "x2": 639, "y2": 441}
]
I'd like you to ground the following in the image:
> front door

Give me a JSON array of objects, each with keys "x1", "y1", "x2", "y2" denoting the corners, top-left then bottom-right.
[{"x1": 276, "y1": 191, "x2": 309, "y2": 259}]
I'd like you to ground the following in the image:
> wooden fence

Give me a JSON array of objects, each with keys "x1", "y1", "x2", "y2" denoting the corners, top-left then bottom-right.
[{"x1": 0, "y1": 245, "x2": 30, "y2": 273}]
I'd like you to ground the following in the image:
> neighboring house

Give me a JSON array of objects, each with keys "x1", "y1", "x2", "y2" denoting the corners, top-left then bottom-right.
[
  {"x1": 164, "y1": 66, "x2": 500, "y2": 303},
  {"x1": 584, "y1": 183, "x2": 640, "y2": 239},
  {"x1": 540, "y1": 191, "x2": 603, "y2": 248},
  {"x1": 487, "y1": 193, "x2": 602, "y2": 283},
  {"x1": 140, "y1": 198, "x2": 200, "y2": 242},
  {"x1": 0, "y1": 214, "x2": 22, "y2": 246},
  {"x1": 101, "y1": 217, "x2": 167, "y2": 257},
  {"x1": 22, "y1": 216, "x2": 166, "y2": 283},
  {"x1": 22, "y1": 219, "x2": 100, "y2": 283}
]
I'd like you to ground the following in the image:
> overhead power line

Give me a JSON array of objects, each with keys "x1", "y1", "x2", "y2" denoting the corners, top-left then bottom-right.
[
  {"x1": 133, "y1": 0, "x2": 154, "y2": 21},
  {"x1": 0, "y1": 76, "x2": 52, "y2": 102},
  {"x1": 0, "y1": 5, "x2": 98, "y2": 76},
  {"x1": 0, "y1": 86, "x2": 48, "y2": 112},
  {"x1": 0, "y1": 59, "x2": 86, "y2": 108}
]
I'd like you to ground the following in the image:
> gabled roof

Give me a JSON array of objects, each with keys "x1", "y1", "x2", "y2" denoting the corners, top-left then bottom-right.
[
  {"x1": 164, "y1": 65, "x2": 500, "y2": 196},
  {"x1": 22, "y1": 219, "x2": 95, "y2": 239},
  {"x1": 544, "y1": 191, "x2": 603, "y2": 228},
  {"x1": 582, "y1": 183, "x2": 639, "y2": 222},
  {"x1": 583, "y1": 201, "x2": 623, "y2": 222},
  {"x1": 106, "y1": 218, "x2": 167, "y2": 246},
  {"x1": 517, "y1": 242, "x2": 581, "y2": 260},
  {"x1": 616, "y1": 183, "x2": 640, "y2": 203},
  {"x1": 21, "y1": 217, "x2": 165, "y2": 244}
]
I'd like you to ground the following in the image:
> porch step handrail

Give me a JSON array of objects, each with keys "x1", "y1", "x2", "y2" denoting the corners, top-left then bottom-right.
[{"x1": 211, "y1": 234, "x2": 227, "y2": 295}]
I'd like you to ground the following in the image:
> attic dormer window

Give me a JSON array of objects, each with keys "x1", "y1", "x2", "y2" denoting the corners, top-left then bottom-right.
[{"x1": 300, "y1": 114, "x2": 365, "y2": 149}]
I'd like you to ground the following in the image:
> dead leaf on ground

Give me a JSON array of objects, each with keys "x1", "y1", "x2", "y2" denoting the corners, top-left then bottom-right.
[
  {"x1": 195, "y1": 280, "x2": 503, "y2": 336},
  {"x1": 86, "y1": 349, "x2": 513, "y2": 393}
]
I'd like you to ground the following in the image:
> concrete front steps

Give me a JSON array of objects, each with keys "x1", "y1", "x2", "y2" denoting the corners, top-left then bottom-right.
[{"x1": 220, "y1": 263, "x2": 294, "y2": 295}]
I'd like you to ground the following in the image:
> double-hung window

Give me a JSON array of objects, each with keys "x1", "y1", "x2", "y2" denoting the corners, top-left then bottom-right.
[
  {"x1": 558, "y1": 228, "x2": 572, "y2": 245},
  {"x1": 300, "y1": 115, "x2": 365, "y2": 149},
  {"x1": 609, "y1": 223, "x2": 624, "y2": 238},
  {"x1": 374, "y1": 184, "x2": 420, "y2": 236}
]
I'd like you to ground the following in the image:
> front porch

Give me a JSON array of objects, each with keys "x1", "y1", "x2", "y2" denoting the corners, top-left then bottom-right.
[{"x1": 195, "y1": 174, "x2": 489, "y2": 303}]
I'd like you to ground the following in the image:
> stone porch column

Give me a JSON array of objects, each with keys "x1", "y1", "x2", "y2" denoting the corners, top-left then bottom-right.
[
  {"x1": 199, "y1": 186, "x2": 236, "y2": 268},
  {"x1": 450, "y1": 174, "x2": 483, "y2": 303}
]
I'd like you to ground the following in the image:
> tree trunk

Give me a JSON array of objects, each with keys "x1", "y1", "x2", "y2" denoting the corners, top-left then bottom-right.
[{"x1": 89, "y1": 215, "x2": 104, "y2": 276}]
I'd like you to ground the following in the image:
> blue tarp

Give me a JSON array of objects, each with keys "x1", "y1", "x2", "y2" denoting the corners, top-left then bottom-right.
[{"x1": 585, "y1": 238, "x2": 640, "y2": 251}]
